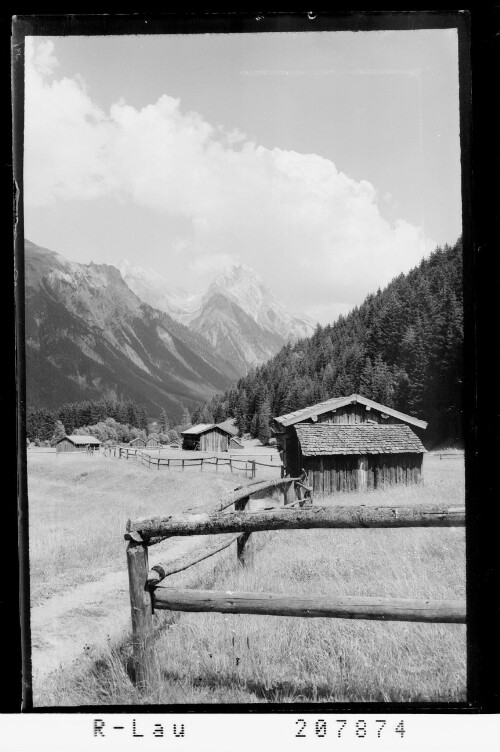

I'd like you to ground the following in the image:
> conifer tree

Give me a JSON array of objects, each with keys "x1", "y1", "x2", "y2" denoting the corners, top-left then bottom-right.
[
  {"x1": 159, "y1": 408, "x2": 170, "y2": 433},
  {"x1": 257, "y1": 399, "x2": 272, "y2": 445},
  {"x1": 236, "y1": 389, "x2": 248, "y2": 435},
  {"x1": 50, "y1": 420, "x2": 66, "y2": 446},
  {"x1": 181, "y1": 405, "x2": 192, "y2": 429},
  {"x1": 250, "y1": 412, "x2": 258, "y2": 438}
]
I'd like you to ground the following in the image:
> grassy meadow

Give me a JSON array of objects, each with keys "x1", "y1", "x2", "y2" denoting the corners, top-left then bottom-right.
[
  {"x1": 27, "y1": 451, "x2": 242, "y2": 605},
  {"x1": 28, "y1": 451, "x2": 466, "y2": 705}
]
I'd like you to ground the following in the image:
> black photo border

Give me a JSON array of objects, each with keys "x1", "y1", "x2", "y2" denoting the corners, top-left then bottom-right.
[{"x1": 7, "y1": 9, "x2": 499, "y2": 716}]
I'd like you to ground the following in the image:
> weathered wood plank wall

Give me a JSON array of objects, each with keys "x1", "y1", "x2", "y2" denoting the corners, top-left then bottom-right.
[
  {"x1": 200, "y1": 429, "x2": 229, "y2": 452},
  {"x1": 303, "y1": 452, "x2": 423, "y2": 495}
]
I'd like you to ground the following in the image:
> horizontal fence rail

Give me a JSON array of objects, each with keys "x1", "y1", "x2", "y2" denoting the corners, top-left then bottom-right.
[
  {"x1": 125, "y1": 475, "x2": 466, "y2": 690},
  {"x1": 152, "y1": 588, "x2": 466, "y2": 624},
  {"x1": 126, "y1": 504, "x2": 465, "y2": 541},
  {"x1": 146, "y1": 533, "x2": 244, "y2": 586}
]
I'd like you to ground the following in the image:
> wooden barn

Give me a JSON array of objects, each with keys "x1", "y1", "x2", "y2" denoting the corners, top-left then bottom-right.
[
  {"x1": 181, "y1": 423, "x2": 233, "y2": 452},
  {"x1": 129, "y1": 437, "x2": 146, "y2": 447},
  {"x1": 217, "y1": 419, "x2": 238, "y2": 437},
  {"x1": 273, "y1": 394, "x2": 427, "y2": 495},
  {"x1": 56, "y1": 434, "x2": 101, "y2": 452},
  {"x1": 145, "y1": 437, "x2": 160, "y2": 447}
]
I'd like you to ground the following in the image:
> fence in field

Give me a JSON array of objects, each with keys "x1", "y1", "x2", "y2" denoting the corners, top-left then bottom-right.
[
  {"x1": 117, "y1": 446, "x2": 282, "y2": 478},
  {"x1": 124, "y1": 477, "x2": 466, "y2": 689},
  {"x1": 28, "y1": 447, "x2": 96, "y2": 456}
]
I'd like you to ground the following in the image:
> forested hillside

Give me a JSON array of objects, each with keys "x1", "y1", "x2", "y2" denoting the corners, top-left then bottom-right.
[{"x1": 198, "y1": 239, "x2": 463, "y2": 448}]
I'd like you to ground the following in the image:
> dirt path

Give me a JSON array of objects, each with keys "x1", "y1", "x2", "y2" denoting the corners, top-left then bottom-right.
[
  {"x1": 30, "y1": 535, "x2": 205, "y2": 693},
  {"x1": 29, "y1": 468, "x2": 273, "y2": 699}
]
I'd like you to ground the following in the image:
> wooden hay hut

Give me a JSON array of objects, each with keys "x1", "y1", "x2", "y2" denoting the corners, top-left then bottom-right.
[
  {"x1": 273, "y1": 394, "x2": 427, "y2": 495},
  {"x1": 129, "y1": 437, "x2": 146, "y2": 447},
  {"x1": 145, "y1": 437, "x2": 160, "y2": 447},
  {"x1": 56, "y1": 434, "x2": 101, "y2": 452},
  {"x1": 181, "y1": 423, "x2": 233, "y2": 452}
]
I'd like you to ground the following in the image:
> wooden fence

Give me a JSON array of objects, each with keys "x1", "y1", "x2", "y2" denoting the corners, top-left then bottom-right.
[
  {"x1": 124, "y1": 478, "x2": 465, "y2": 689},
  {"x1": 117, "y1": 446, "x2": 281, "y2": 478},
  {"x1": 29, "y1": 447, "x2": 97, "y2": 456}
]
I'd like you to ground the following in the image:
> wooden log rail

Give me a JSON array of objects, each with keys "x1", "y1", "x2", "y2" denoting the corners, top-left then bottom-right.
[
  {"x1": 125, "y1": 475, "x2": 465, "y2": 691},
  {"x1": 146, "y1": 533, "x2": 244, "y2": 586},
  {"x1": 142, "y1": 477, "x2": 301, "y2": 571},
  {"x1": 152, "y1": 588, "x2": 466, "y2": 624},
  {"x1": 126, "y1": 503, "x2": 465, "y2": 541}
]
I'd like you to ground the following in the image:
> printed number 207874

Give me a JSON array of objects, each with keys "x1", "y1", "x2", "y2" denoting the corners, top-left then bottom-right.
[{"x1": 295, "y1": 719, "x2": 406, "y2": 739}]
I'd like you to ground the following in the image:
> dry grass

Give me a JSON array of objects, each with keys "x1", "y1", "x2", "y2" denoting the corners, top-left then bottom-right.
[
  {"x1": 27, "y1": 452, "x2": 239, "y2": 604},
  {"x1": 30, "y1": 453, "x2": 466, "y2": 705}
]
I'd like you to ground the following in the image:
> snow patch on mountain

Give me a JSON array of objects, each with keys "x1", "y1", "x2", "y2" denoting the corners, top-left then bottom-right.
[
  {"x1": 118, "y1": 261, "x2": 315, "y2": 354},
  {"x1": 119, "y1": 259, "x2": 203, "y2": 318},
  {"x1": 205, "y1": 264, "x2": 314, "y2": 341}
]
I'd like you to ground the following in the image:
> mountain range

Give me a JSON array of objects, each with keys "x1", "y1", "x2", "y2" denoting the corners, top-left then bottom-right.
[
  {"x1": 24, "y1": 240, "x2": 314, "y2": 419},
  {"x1": 119, "y1": 260, "x2": 314, "y2": 374}
]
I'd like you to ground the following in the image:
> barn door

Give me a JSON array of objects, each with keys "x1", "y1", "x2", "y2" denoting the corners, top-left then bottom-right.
[{"x1": 358, "y1": 455, "x2": 368, "y2": 491}]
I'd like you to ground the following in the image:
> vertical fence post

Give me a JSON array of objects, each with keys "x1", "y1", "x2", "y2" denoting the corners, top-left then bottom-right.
[
  {"x1": 229, "y1": 458, "x2": 233, "y2": 474},
  {"x1": 251, "y1": 460, "x2": 256, "y2": 479},
  {"x1": 283, "y1": 479, "x2": 295, "y2": 505},
  {"x1": 126, "y1": 531, "x2": 154, "y2": 690},
  {"x1": 201, "y1": 458, "x2": 204, "y2": 472},
  {"x1": 215, "y1": 457, "x2": 219, "y2": 473},
  {"x1": 182, "y1": 459, "x2": 185, "y2": 471},
  {"x1": 235, "y1": 496, "x2": 253, "y2": 566}
]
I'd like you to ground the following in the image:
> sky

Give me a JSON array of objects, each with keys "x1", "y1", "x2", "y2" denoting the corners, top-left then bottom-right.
[{"x1": 23, "y1": 30, "x2": 462, "y2": 324}]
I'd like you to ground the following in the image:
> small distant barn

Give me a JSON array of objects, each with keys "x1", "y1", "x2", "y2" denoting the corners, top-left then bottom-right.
[
  {"x1": 229, "y1": 436, "x2": 244, "y2": 450},
  {"x1": 170, "y1": 441, "x2": 181, "y2": 449},
  {"x1": 273, "y1": 394, "x2": 427, "y2": 495},
  {"x1": 181, "y1": 423, "x2": 234, "y2": 452},
  {"x1": 129, "y1": 437, "x2": 146, "y2": 448},
  {"x1": 145, "y1": 437, "x2": 160, "y2": 447},
  {"x1": 56, "y1": 435, "x2": 101, "y2": 453}
]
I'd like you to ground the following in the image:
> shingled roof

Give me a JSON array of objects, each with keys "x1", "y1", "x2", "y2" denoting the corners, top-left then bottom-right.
[
  {"x1": 62, "y1": 434, "x2": 101, "y2": 445},
  {"x1": 295, "y1": 423, "x2": 426, "y2": 456},
  {"x1": 216, "y1": 419, "x2": 238, "y2": 436},
  {"x1": 275, "y1": 394, "x2": 427, "y2": 430},
  {"x1": 181, "y1": 423, "x2": 234, "y2": 436}
]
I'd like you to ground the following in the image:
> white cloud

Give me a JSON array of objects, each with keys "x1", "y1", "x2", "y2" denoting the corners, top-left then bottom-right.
[
  {"x1": 30, "y1": 39, "x2": 59, "y2": 76},
  {"x1": 24, "y1": 38, "x2": 435, "y2": 324}
]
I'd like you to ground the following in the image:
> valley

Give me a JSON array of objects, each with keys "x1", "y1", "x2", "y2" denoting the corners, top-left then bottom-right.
[{"x1": 24, "y1": 240, "x2": 314, "y2": 421}]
